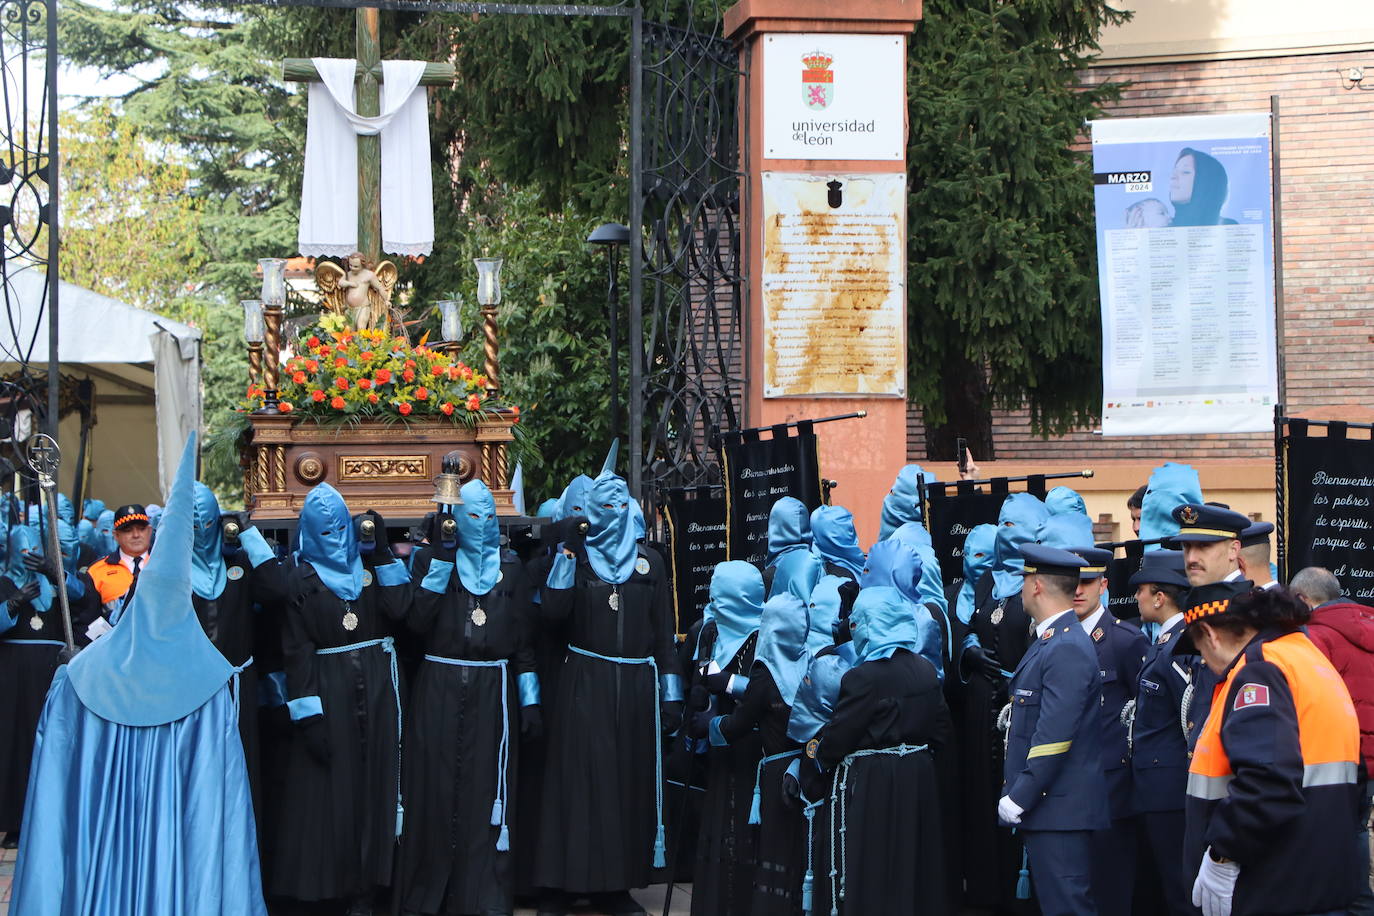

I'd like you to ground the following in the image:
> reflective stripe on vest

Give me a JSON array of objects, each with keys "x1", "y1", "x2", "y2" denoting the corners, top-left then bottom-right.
[{"x1": 1188, "y1": 631, "x2": 1360, "y2": 800}]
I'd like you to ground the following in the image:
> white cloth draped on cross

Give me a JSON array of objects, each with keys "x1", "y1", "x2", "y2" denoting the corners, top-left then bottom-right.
[{"x1": 299, "y1": 57, "x2": 434, "y2": 258}]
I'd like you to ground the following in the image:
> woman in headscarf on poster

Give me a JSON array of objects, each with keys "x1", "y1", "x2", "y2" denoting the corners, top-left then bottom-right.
[{"x1": 1170, "y1": 147, "x2": 1237, "y2": 227}]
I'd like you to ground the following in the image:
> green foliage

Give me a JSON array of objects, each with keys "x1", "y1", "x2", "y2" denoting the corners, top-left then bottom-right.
[{"x1": 906, "y1": 0, "x2": 1128, "y2": 440}]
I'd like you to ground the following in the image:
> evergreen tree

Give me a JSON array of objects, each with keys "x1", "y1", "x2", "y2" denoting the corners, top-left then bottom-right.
[{"x1": 906, "y1": 0, "x2": 1128, "y2": 459}]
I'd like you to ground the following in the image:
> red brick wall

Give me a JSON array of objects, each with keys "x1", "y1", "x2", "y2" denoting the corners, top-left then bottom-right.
[{"x1": 907, "y1": 49, "x2": 1374, "y2": 463}]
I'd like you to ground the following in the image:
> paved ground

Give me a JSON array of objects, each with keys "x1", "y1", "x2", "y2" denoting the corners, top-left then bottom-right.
[{"x1": 0, "y1": 850, "x2": 690, "y2": 916}]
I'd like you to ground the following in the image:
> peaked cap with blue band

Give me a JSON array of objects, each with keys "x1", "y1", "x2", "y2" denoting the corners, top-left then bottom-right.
[
  {"x1": 754, "y1": 593, "x2": 810, "y2": 705},
  {"x1": 67, "y1": 433, "x2": 239, "y2": 727},
  {"x1": 706, "y1": 560, "x2": 765, "y2": 670},
  {"x1": 1017, "y1": 543, "x2": 1089, "y2": 579},
  {"x1": 191, "y1": 483, "x2": 227, "y2": 601},
  {"x1": 787, "y1": 648, "x2": 855, "y2": 744},
  {"x1": 1140, "y1": 462, "x2": 1203, "y2": 550},
  {"x1": 850, "y1": 586, "x2": 922, "y2": 663},
  {"x1": 6, "y1": 526, "x2": 53, "y2": 612},
  {"x1": 767, "y1": 496, "x2": 813, "y2": 566},
  {"x1": 992, "y1": 492, "x2": 1049, "y2": 600},
  {"x1": 1068, "y1": 546, "x2": 1113, "y2": 580},
  {"x1": 955, "y1": 523, "x2": 998, "y2": 626},
  {"x1": 1128, "y1": 549, "x2": 1188, "y2": 589},
  {"x1": 878, "y1": 464, "x2": 935, "y2": 540},
  {"x1": 297, "y1": 483, "x2": 365, "y2": 601},
  {"x1": 1167, "y1": 503, "x2": 1250, "y2": 544},
  {"x1": 455, "y1": 479, "x2": 501, "y2": 595},
  {"x1": 887, "y1": 521, "x2": 950, "y2": 617},
  {"x1": 810, "y1": 505, "x2": 866, "y2": 578}
]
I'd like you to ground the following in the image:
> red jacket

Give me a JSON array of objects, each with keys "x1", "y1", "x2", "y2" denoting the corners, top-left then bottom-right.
[{"x1": 1307, "y1": 600, "x2": 1374, "y2": 778}]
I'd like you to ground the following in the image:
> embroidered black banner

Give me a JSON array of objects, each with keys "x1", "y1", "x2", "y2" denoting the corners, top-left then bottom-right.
[
  {"x1": 662, "y1": 486, "x2": 729, "y2": 636},
  {"x1": 1282, "y1": 419, "x2": 1374, "y2": 605},
  {"x1": 721, "y1": 424, "x2": 823, "y2": 566},
  {"x1": 923, "y1": 477, "x2": 1048, "y2": 583}
]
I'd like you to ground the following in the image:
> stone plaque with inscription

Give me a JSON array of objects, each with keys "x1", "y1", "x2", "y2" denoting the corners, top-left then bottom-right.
[{"x1": 761, "y1": 172, "x2": 906, "y2": 398}]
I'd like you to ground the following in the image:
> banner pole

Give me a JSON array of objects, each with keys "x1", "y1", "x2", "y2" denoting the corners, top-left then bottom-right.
[{"x1": 1270, "y1": 95, "x2": 1287, "y2": 407}]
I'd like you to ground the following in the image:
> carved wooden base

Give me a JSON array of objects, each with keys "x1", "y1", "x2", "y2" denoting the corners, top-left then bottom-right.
[{"x1": 243, "y1": 414, "x2": 518, "y2": 521}]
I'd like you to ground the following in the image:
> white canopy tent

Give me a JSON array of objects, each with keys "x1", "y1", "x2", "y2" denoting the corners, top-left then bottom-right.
[{"x1": 0, "y1": 268, "x2": 202, "y2": 504}]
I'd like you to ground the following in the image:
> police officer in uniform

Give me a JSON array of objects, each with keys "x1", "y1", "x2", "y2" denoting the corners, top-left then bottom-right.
[
  {"x1": 1070, "y1": 545, "x2": 1148, "y2": 916},
  {"x1": 1236, "y1": 521, "x2": 1277, "y2": 590},
  {"x1": 998, "y1": 545, "x2": 1109, "y2": 916},
  {"x1": 85, "y1": 504, "x2": 154, "y2": 630},
  {"x1": 1126, "y1": 550, "x2": 1194, "y2": 915}
]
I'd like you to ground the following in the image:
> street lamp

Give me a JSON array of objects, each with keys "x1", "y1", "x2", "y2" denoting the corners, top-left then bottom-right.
[
  {"x1": 258, "y1": 258, "x2": 288, "y2": 411},
  {"x1": 587, "y1": 222, "x2": 630, "y2": 441},
  {"x1": 242, "y1": 299, "x2": 264, "y2": 388}
]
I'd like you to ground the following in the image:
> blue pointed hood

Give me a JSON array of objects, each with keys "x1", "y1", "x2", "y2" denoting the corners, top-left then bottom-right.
[
  {"x1": 1036, "y1": 512, "x2": 1094, "y2": 551},
  {"x1": 93, "y1": 509, "x2": 117, "y2": 556},
  {"x1": 6, "y1": 526, "x2": 53, "y2": 612},
  {"x1": 879, "y1": 464, "x2": 934, "y2": 540},
  {"x1": 297, "y1": 483, "x2": 364, "y2": 601},
  {"x1": 862, "y1": 538, "x2": 923, "y2": 605},
  {"x1": 586, "y1": 471, "x2": 638, "y2": 584},
  {"x1": 754, "y1": 593, "x2": 810, "y2": 705},
  {"x1": 1141, "y1": 462, "x2": 1203, "y2": 550},
  {"x1": 770, "y1": 548, "x2": 824, "y2": 603},
  {"x1": 1045, "y1": 486, "x2": 1086, "y2": 517},
  {"x1": 77, "y1": 519, "x2": 95, "y2": 554},
  {"x1": 705, "y1": 560, "x2": 765, "y2": 670},
  {"x1": 147, "y1": 504, "x2": 163, "y2": 530},
  {"x1": 535, "y1": 497, "x2": 560, "y2": 519},
  {"x1": 82, "y1": 498, "x2": 105, "y2": 522},
  {"x1": 55, "y1": 519, "x2": 80, "y2": 568},
  {"x1": 766, "y1": 496, "x2": 812, "y2": 565},
  {"x1": 555, "y1": 475, "x2": 594, "y2": 521},
  {"x1": 630, "y1": 500, "x2": 646, "y2": 542},
  {"x1": 67, "y1": 433, "x2": 238, "y2": 727},
  {"x1": 887, "y1": 521, "x2": 950, "y2": 617},
  {"x1": 810, "y1": 505, "x2": 865, "y2": 577},
  {"x1": 991, "y1": 492, "x2": 1049, "y2": 600},
  {"x1": 850, "y1": 586, "x2": 921, "y2": 662},
  {"x1": 53, "y1": 493, "x2": 75, "y2": 525},
  {"x1": 787, "y1": 649, "x2": 855, "y2": 743},
  {"x1": 456, "y1": 479, "x2": 501, "y2": 595},
  {"x1": 955, "y1": 523, "x2": 998, "y2": 625},
  {"x1": 808, "y1": 574, "x2": 846, "y2": 655},
  {"x1": 191, "y1": 483, "x2": 227, "y2": 601}
]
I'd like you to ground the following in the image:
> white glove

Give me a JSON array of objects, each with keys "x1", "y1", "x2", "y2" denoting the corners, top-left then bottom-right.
[
  {"x1": 1191, "y1": 848, "x2": 1239, "y2": 916},
  {"x1": 997, "y1": 795, "x2": 1023, "y2": 825}
]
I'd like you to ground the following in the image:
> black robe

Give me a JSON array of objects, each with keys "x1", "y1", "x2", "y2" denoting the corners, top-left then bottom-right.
[
  {"x1": 816, "y1": 650, "x2": 951, "y2": 916},
  {"x1": 257, "y1": 555, "x2": 412, "y2": 902},
  {"x1": 716, "y1": 666, "x2": 804, "y2": 916},
  {"x1": 690, "y1": 626, "x2": 760, "y2": 916},
  {"x1": 0, "y1": 581, "x2": 61, "y2": 834},
  {"x1": 398, "y1": 549, "x2": 535, "y2": 915},
  {"x1": 534, "y1": 545, "x2": 679, "y2": 894}
]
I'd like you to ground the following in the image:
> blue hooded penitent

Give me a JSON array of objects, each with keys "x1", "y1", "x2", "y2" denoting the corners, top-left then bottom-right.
[
  {"x1": 771, "y1": 547, "x2": 823, "y2": 606},
  {"x1": 147, "y1": 503, "x2": 163, "y2": 530},
  {"x1": 630, "y1": 500, "x2": 646, "y2": 542},
  {"x1": 455, "y1": 479, "x2": 500, "y2": 595},
  {"x1": 83, "y1": 498, "x2": 105, "y2": 523},
  {"x1": 887, "y1": 521, "x2": 950, "y2": 618},
  {"x1": 754, "y1": 593, "x2": 810, "y2": 705},
  {"x1": 12, "y1": 432, "x2": 267, "y2": 915},
  {"x1": 861, "y1": 540, "x2": 944, "y2": 678},
  {"x1": 1036, "y1": 512, "x2": 1094, "y2": 552},
  {"x1": 705, "y1": 560, "x2": 765, "y2": 670},
  {"x1": 991, "y1": 492, "x2": 1049, "y2": 600},
  {"x1": 878, "y1": 464, "x2": 934, "y2": 540},
  {"x1": 55, "y1": 519, "x2": 81, "y2": 569},
  {"x1": 296, "y1": 483, "x2": 365, "y2": 601},
  {"x1": 1140, "y1": 462, "x2": 1203, "y2": 551},
  {"x1": 191, "y1": 483, "x2": 227, "y2": 601},
  {"x1": 535, "y1": 497, "x2": 560, "y2": 520},
  {"x1": 54, "y1": 493, "x2": 75, "y2": 526},
  {"x1": 555, "y1": 474, "x2": 594, "y2": 521},
  {"x1": 1045, "y1": 486, "x2": 1087, "y2": 517},
  {"x1": 787, "y1": 649, "x2": 855, "y2": 744},
  {"x1": 586, "y1": 472, "x2": 638, "y2": 585},
  {"x1": 6, "y1": 526, "x2": 54, "y2": 612},
  {"x1": 955, "y1": 523, "x2": 998, "y2": 626},
  {"x1": 808, "y1": 574, "x2": 845, "y2": 655},
  {"x1": 810, "y1": 505, "x2": 866, "y2": 578},
  {"x1": 850, "y1": 586, "x2": 922, "y2": 663},
  {"x1": 93, "y1": 509, "x2": 117, "y2": 556},
  {"x1": 767, "y1": 496, "x2": 812, "y2": 565}
]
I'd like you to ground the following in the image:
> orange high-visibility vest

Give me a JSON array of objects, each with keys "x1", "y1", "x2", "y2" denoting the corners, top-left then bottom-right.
[{"x1": 87, "y1": 556, "x2": 134, "y2": 606}]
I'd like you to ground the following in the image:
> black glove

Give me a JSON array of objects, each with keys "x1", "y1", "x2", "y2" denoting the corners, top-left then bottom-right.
[
  {"x1": 552, "y1": 516, "x2": 589, "y2": 557},
  {"x1": 687, "y1": 708, "x2": 713, "y2": 740},
  {"x1": 9, "y1": 580, "x2": 41, "y2": 611},
  {"x1": 837, "y1": 579, "x2": 861, "y2": 618},
  {"x1": 687, "y1": 684, "x2": 711, "y2": 714},
  {"x1": 703, "y1": 670, "x2": 734, "y2": 696},
  {"x1": 965, "y1": 645, "x2": 1004, "y2": 680},
  {"x1": 298, "y1": 715, "x2": 332, "y2": 766},
  {"x1": 520, "y1": 704, "x2": 544, "y2": 742},
  {"x1": 22, "y1": 551, "x2": 57, "y2": 583},
  {"x1": 660, "y1": 700, "x2": 684, "y2": 734},
  {"x1": 356, "y1": 510, "x2": 392, "y2": 563},
  {"x1": 782, "y1": 768, "x2": 802, "y2": 808},
  {"x1": 426, "y1": 512, "x2": 459, "y2": 564}
]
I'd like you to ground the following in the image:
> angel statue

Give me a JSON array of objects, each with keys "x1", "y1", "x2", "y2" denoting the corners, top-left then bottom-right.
[{"x1": 315, "y1": 252, "x2": 399, "y2": 333}]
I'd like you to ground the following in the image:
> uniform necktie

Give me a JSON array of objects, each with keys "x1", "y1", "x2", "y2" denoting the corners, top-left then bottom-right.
[{"x1": 121, "y1": 556, "x2": 142, "y2": 611}]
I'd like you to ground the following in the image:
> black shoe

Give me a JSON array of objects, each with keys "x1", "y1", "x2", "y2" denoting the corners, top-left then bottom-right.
[
  {"x1": 536, "y1": 890, "x2": 567, "y2": 916},
  {"x1": 1, "y1": 831, "x2": 18, "y2": 849},
  {"x1": 592, "y1": 890, "x2": 646, "y2": 915}
]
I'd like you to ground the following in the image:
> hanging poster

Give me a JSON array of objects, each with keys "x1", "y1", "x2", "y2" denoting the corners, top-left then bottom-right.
[
  {"x1": 662, "y1": 487, "x2": 729, "y2": 636},
  {"x1": 1090, "y1": 112, "x2": 1277, "y2": 436},
  {"x1": 1281, "y1": 421, "x2": 1374, "y2": 605},
  {"x1": 722, "y1": 427, "x2": 823, "y2": 566}
]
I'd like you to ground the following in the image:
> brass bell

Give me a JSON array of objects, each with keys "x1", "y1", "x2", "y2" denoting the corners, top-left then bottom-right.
[
  {"x1": 359, "y1": 518, "x2": 376, "y2": 539},
  {"x1": 432, "y1": 450, "x2": 465, "y2": 507}
]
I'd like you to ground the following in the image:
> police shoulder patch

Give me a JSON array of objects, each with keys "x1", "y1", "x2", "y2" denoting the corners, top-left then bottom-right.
[
  {"x1": 1160, "y1": 632, "x2": 1173, "y2": 643},
  {"x1": 1234, "y1": 683, "x2": 1270, "y2": 711},
  {"x1": 227, "y1": 566, "x2": 244, "y2": 581},
  {"x1": 805, "y1": 737, "x2": 820, "y2": 759},
  {"x1": 362, "y1": 569, "x2": 374, "y2": 587},
  {"x1": 635, "y1": 557, "x2": 651, "y2": 576}
]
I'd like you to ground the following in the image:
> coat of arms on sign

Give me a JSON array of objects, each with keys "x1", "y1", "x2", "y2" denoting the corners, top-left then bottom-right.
[{"x1": 802, "y1": 50, "x2": 833, "y2": 110}]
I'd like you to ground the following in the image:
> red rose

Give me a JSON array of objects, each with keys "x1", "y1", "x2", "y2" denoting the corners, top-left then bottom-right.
[
  {"x1": 466, "y1": 394, "x2": 482, "y2": 411},
  {"x1": 306, "y1": 360, "x2": 319, "y2": 372},
  {"x1": 307, "y1": 336, "x2": 320, "y2": 348},
  {"x1": 360, "y1": 351, "x2": 374, "y2": 361},
  {"x1": 374, "y1": 368, "x2": 392, "y2": 384},
  {"x1": 447, "y1": 366, "x2": 460, "y2": 380},
  {"x1": 398, "y1": 402, "x2": 413, "y2": 416},
  {"x1": 278, "y1": 401, "x2": 294, "y2": 413},
  {"x1": 414, "y1": 387, "x2": 428, "y2": 400},
  {"x1": 292, "y1": 371, "x2": 306, "y2": 384},
  {"x1": 334, "y1": 357, "x2": 347, "y2": 369},
  {"x1": 510, "y1": 405, "x2": 521, "y2": 421},
  {"x1": 330, "y1": 395, "x2": 346, "y2": 410},
  {"x1": 431, "y1": 365, "x2": 444, "y2": 378},
  {"x1": 404, "y1": 359, "x2": 417, "y2": 369},
  {"x1": 311, "y1": 390, "x2": 325, "y2": 402},
  {"x1": 402, "y1": 369, "x2": 415, "y2": 383},
  {"x1": 358, "y1": 378, "x2": 372, "y2": 390},
  {"x1": 335, "y1": 377, "x2": 349, "y2": 390},
  {"x1": 368, "y1": 393, "x2": 379, "y2": 404},
  {"x1": 441, "y1": 402, "x2": 454, "y2": 416}
]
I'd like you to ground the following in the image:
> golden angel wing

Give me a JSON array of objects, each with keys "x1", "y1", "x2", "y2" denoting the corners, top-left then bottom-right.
[
  {"x1": 371, "y1": 260, "x2": 402, "y2": 337},
  {"x1": 314, "y1": 260, "x2": 347, "y2": 314},
  {"x1": 374, "y1": 260, "x2": 398, "y2": 297}
]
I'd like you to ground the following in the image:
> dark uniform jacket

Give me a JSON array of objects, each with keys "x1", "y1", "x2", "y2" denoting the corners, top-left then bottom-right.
[
  {"x1": 1084, "y1": 608, "x2": 1148, "y2": 818},
  {"x1": 1130, "y1": 620, "x2": 1194, "y2": 813},
  {"x1": 1002, "y1": 608, "x2": 1110, "y2": 832}
]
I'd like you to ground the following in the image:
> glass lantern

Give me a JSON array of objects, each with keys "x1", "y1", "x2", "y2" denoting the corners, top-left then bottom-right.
[
  {"x1": 436, "y1": 299, "x2": 462, "y2": 342},
  {"x1": 258, "y1": 258, "x2": 287, "y2": 307},
  {"x1": 241, "y1": 299, "x2": 265, "y2": 343},
  {"x1": 474, "y1": 257, "x2": 503, "y2": 307}
]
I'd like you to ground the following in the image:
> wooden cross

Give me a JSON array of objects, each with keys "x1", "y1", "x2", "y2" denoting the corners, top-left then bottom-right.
[{"x1": 283, "y1": 8, "x2": 454, "y2": 263}]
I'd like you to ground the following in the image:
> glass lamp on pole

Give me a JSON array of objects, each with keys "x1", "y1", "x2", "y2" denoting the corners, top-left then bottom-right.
[
  {"x1": 435, "y1": 299, "x2": 462, "y2": 357},
  {"x1": 587, "y1": 223, "x2": 630, "y2": 441},
  {"x1": 242, "y1": 299, "x2": 264, "y2": 389},
  {"x1": 474, "y1": 258, "x2": 503, "y2": 398},
  {"x1": 258, "y1": 258, "x2": 288, "y2": 410}
]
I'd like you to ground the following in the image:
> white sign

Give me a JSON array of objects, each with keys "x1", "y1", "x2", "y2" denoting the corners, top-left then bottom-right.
[
  {"x1": 762, "y1": 33, "x2": 906, "y2": 161},
  {"x1": 761, "y1": 172, "x2": 907, "y2": 398}
]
